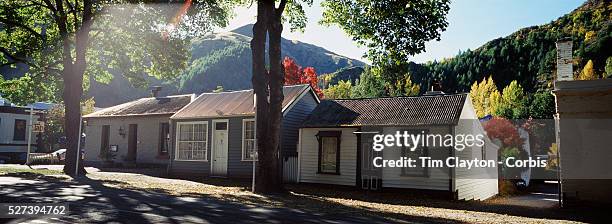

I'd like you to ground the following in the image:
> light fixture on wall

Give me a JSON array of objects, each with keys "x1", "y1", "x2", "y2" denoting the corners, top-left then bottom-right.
[{"x1": 118, "y1": 126, "x2": 126, "y2": 138}]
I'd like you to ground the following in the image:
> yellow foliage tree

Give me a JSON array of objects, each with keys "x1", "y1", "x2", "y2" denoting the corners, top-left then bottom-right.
[
  {"x1": 577, "y1": 60, "x2": 598, "y2": 80},
  {"x1": 323, "y1": 80, "x2": 352, "y2": 99},
  {"x1": 469, "y1": 76, "x2": 501, "y2": 118}
]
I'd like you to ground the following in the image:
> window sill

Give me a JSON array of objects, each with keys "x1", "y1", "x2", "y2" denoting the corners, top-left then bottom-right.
[
  {"x1": 175, "y1": 159, "x2": 208, "y2": 162},
  {"x1": 241, "y1": 159, "x2": 258, "y2": 162}
]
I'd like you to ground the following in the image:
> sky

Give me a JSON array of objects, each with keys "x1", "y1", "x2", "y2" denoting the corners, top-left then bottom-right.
[{"x1": 222, "y1": 0, "x2": 585, "y2": 64}]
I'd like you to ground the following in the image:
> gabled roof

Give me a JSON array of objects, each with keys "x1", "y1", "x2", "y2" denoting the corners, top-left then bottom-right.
[
  {"x1": 302, "y1": 93, "x2": 468, "y2": 127},
  {"x1": 171, "y1": 84, "x2": 316, "y2": 119},
  {"x1": 84, "y1": 94, "x2": 195, "y2": 118}
]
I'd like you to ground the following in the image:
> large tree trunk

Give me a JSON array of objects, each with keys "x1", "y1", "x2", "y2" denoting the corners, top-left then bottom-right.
[
  {"x1": 251, "y1": 0, "x2": 284, "y2": 193},
  {"x1": 62, "y1": 0, "x2": 93, "y2": 176}
]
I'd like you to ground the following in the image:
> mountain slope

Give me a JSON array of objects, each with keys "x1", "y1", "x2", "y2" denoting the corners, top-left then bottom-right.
[
  {"x1": 87, "y1": 25, "x2": 365, "y2": 106},
  {"x1": 406, "y1": 0, "x2": 611, "y2": 93}
]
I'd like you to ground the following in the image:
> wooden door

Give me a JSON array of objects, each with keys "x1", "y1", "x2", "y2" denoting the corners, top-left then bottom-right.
[{"x1": 127, "y1": 124, "x2": 137, "y2": 161}]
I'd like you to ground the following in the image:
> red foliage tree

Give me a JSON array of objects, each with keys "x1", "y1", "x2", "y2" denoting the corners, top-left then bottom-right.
[
  {"x1": 283, "y1": 57, "x2": 324, "y2": 98},
  {"x1": 483, "y1": 117, "x2": 524, "y2": 147}
]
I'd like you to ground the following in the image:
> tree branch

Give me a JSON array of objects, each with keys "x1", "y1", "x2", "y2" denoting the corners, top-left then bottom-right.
[
  {"x1": 65, "y1": 0, "x2": 80, "y2": 32},
  {"x1": 0, "y1": 18, "x2": 44, "y2": 39},
  {"x1": 276, "y1": 0, "x2": 287, "y2": 17}
]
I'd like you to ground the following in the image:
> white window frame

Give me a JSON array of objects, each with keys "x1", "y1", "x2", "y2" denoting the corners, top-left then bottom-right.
[
  {"x1": 175, "y1": 121, "x2": 208, "y2": 161},
  {"x1": 241, "y1": 118, "x2": 257, "y2": 161}
]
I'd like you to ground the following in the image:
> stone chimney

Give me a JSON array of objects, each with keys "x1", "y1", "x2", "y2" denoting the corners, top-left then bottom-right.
[
  {"x1": 425, "y1": 80, "x2": 445, "y2": 95},
  {"x1": 151, "y1": 86, "x2": 162, "y2": 98}
]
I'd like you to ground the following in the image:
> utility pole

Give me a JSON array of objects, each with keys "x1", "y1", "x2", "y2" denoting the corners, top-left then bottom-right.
[{"x1": 26, "y1": 104, "x2": 34, "y2": 165}]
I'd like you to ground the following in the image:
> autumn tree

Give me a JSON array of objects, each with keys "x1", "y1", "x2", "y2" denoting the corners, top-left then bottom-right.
[
  {"x1": 496, "y1": 80, "x2": 528, "y2": 119},
  {"x1": 323, "y1": 80, "x2": 352, "y2": 99},
  {"x1": 483, "y1": 117, "x2": 523, "y2": 148},
  {"x1": 577, "y1": 59, "x2": 598, "y2": 80},
  {"x1": 283, "y1": 57, "x2": 323, "y2": 98},
  {"x1": 469, "y1": 76, "x2": 501, "y2": 118},
  {"x1": 388, "y1": 75, "x2": 420, "y2": 97},
  {"x1": 1, "y1": 0, "x2": 234, "y2": 175}
]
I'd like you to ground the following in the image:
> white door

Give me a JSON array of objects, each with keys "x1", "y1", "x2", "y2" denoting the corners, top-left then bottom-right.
[{"x1": 211, "y1": 120, "x2": 228, "y2": 176}]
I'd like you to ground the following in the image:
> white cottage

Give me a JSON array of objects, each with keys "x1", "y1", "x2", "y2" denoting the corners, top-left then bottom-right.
[{"x1": 298, "y1": 93, "x2": 499, "y2": 200}]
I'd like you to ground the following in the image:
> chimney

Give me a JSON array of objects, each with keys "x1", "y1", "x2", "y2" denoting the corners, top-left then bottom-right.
[
  {"x1": 425, "y1": 80, "x2": 445, "y2": 95},
  {"x1": 151, "y1": 86, "x2": 162, "y2": 98}
]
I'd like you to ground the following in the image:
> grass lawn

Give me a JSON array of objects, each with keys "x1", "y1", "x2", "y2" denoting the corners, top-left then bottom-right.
[{"x1": 0, "y1": 166, "x2": 65, "y2": 176}]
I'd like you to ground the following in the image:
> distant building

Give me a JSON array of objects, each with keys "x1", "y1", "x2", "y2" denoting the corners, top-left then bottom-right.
[{"x1": 0, "y1": 99, "x2": 45, "y2": 163}]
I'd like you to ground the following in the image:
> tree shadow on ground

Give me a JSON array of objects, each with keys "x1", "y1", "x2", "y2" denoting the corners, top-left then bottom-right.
[
  {"x1": 0, "y1": 172, "x2": 463, "y2": 224},
  {"x1": 283, "y1": 183, "x2": 607, "y2": 223}
]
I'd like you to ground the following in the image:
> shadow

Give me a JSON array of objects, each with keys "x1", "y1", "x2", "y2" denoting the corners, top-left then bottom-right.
[
  {"x1": 0, "y1": 172, "x2": 462, "y2": 224},
  {"x1": 283, "y1": 183, "x2": 607, "y2": 223}
]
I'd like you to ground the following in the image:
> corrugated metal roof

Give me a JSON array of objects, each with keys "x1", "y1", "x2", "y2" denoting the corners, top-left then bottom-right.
[
  {"x1": 171, "y1": 84, "x2": 310, "y2": 119},
  {"x1": 84, "y1": 94, "x2": 194, "y2": 118},
  {"x1": 302, "y1": 93, "x2": 467, "y2": 127}
]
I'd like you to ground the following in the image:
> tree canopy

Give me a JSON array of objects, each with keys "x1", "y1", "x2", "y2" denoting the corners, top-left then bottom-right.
[{"x1": 321, "y1": 0, "x2": 451, "y2": 65}]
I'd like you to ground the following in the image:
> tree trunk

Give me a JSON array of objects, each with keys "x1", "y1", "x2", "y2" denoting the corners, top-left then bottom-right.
[
  {"x1": 251, "y1": 0, "x2": 284, "y2": 193},
  {"x1": 62, "y1": 0, "x2": 93, "y2": 176}
]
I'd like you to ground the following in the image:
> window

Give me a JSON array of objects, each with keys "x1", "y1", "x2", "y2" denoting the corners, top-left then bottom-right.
[
  {"x1": 159, "y1": 123, "x2": 170, "y2": 155},
  {"x1": 317, "y1": 131, "x2": 341, "y2": 174},
  {"x1": 400, "y1": 129, "x2": 428, "y2": 177},
  {"x1": 175, "y1": 122, "x2": 208, "y2": 161},
  {"x1": 13, "y1": 119, "x2": 26, "y2": 141},
  {"x1": 242, "y1": 119, "x2": 257, "y2": 161}
]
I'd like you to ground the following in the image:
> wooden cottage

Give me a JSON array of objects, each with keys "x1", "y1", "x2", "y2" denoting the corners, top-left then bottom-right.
[
  {"x1": 297, "y1": 93, "x2": 499, "y2": 200},
  {"x1": 83, "y1": 94, "x2": 195, "y2": 166},
  {"x1": 168, "y1": 84, "x2": 320, "y2": 180}
]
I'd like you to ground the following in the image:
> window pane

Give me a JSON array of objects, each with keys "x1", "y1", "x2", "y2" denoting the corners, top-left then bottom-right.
[
  {"x1": 13, "y1": 119, "x2": 26, "y2": 141},
  {"x1": 177, "y1": 123, "x2": 208, "y2": 160},
  {"x1": 321, "y1": 137, "x2": 338, "y2": 173},
  {"x1": 215, "y1": 122, "x2": 227, "y2": 130}
]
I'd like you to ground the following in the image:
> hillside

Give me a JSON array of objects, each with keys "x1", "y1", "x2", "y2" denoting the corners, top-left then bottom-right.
[
  {"x1": 406, "y1": 0, "x2": 611, "y2": 93},
  {"x1": 87, "y1": 25, "x2": 365, "y2": 107}
]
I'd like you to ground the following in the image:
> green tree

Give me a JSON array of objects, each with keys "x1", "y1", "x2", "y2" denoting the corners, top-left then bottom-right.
[
  {"x1": 0, "y1": 75, "x2": 59, "y2": 105},
  {"x1": 1, "y1": 0, "x2": 234, "y2": 175},
  {"x1": 323, "y1": 80, "x2": 352, "y2": 99},
  {"x1": 577, "y1": 59, "x2": 598, "y2": 80},
  {"x1": 321, "y1": 0, "x2": 451, "y2": 65},
  {"x1": 497, "y1": 80, "x2": 528, "y2": 119},
  {"x1": 529, "y1": 91, "x2": 555, "y2": 119},
  {"x1": 350, "y1": 66, "x2": 386, "y2": 98}
]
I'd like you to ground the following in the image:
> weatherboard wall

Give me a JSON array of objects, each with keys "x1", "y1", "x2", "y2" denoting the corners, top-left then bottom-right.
[
  {"x1": 298, "y1": 127, "x2": 358, "y2": 186},
  {"x1": 281, "y1": 91, "x2": 319, "y2": 156},
  {"x1": 83, "y1": 115, "x2": 171, "y2": 165},
  {"x1": 169, "y1": 116, "x2": 252, "y2": 178},
  {"x1": 452, "y1": 97, "x2": 499, "y2": 201}
]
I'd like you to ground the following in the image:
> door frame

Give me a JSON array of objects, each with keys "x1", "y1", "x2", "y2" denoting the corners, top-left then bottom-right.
[
  {"x1": 127, "y1": 124, "x2": 138, "y2": 161},
  {"x1": 210, "y1": 119, "x2": 229, "y2": 177}
]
